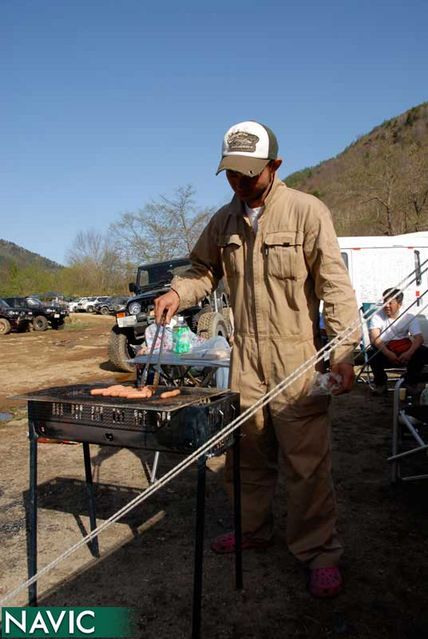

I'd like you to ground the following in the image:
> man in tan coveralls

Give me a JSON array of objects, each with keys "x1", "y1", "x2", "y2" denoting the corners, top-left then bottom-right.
[{"x1": 155, "y1": 121, "x2": 359, "y2": 598}]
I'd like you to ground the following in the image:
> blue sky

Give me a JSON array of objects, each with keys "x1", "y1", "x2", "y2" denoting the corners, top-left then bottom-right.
[{"x1": 1, "y1": 0, "x2": 427, "y2": 264}]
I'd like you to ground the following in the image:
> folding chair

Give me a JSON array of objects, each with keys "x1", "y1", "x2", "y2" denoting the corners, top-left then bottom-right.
[
  {"x1": 356, "y1": 302, "x2": 407, "y2": 390},
  {"x1": 389, "y1": 373, "x2": 428, "y2": 482},
  {"x1": 355, "y1": 302, "x2": 378, "y2": 385}
]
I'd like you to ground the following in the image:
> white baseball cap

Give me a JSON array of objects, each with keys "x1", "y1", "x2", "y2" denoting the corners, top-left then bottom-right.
[{"x1": 216, "y1": 120, "x2": 279, "y2": 177}]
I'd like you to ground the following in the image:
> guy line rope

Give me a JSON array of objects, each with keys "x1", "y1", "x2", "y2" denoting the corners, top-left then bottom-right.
[{"x1": 1, "y1": 259, "x2": 427, "y2": 605}]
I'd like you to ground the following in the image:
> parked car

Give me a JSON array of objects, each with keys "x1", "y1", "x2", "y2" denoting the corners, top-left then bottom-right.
[
  {"x1": 67, "y1": 297, "x2": 85, "y2": 312},
  {"x1": 94, "y1": 296, "x2": 129, "y2": 315},
  {"x1": 75, "y1": 297, "x2": 99, "y2": 312},
  {"x1": 108, "y1": 258, "x2": 231, "y2": 372},
  {"x1": 86, "y1": 296, "x2": 110, "y2": 312},
  {"x1": 0, "y1": 298, "x2": 33, "y2": 335},
  {"x1": 4, "y1": 296, "x2": 68, "y2": 331}
]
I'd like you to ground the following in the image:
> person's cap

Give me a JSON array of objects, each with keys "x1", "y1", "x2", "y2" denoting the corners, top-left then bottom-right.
[{"x1": 216, "y1": 120, "x2": 279, "y2": 177}]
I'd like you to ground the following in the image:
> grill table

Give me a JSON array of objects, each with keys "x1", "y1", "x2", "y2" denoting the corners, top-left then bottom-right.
[
  {"x1": 21, "y1": 383, "x2": 242, "y2": 639},
  {"x1": 130, "y1": 352, "x2": 230, "y2": 389}
]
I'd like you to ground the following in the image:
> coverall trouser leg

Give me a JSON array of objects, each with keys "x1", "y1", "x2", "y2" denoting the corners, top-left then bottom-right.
[{"x1": 225, "y1": 393, "x2": 342, "y2": 569}]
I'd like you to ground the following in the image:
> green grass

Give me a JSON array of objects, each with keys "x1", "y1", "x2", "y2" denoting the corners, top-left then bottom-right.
[{"x1": 64, "y1": 320, "x2": 92, "y2": 331}]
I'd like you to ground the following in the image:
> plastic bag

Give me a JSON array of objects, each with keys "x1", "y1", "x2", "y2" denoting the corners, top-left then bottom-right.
[
  {"x1": 308, "y1": 371, "x2": 342, "y2": 396},
  {"x1": 144, "y1": 322, "x2": 205, "y2": 352},
  {"x1": 182, "y1": 336, "x2": 231, "y2": 360}
]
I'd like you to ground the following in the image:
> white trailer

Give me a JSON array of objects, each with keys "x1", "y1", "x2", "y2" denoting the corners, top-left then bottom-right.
[{"x1": 337, "y1": 232, "x2": 428, "y2": 342}]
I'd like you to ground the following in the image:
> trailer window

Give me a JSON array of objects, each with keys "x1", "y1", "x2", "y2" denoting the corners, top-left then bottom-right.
[{"x1": 340, "y1": 252, "x2": 349, "y2": 270}]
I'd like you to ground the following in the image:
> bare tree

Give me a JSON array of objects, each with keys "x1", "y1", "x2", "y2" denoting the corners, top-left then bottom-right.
[
  {"x1": 66, "y1": 229, "x2": 126, "y2": 293},
  {"x1": 399, "y1": 144, "x2": 428, "y2": 232},
  {"x1": 363, "y1": 152, "x2": 398, "y2": 235},
  {"x1": 109, "y1": 186, "x2": 213, "y2": 265}
]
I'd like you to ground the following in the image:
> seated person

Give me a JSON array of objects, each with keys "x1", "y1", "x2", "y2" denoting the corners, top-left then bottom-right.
[{"x1": 368, "y1": 287, "x2": 428, "y2": 395}]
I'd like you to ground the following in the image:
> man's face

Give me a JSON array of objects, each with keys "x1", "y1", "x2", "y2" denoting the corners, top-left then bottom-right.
[
  {"x1": 383, "y1": 296, "x2": 401, "y2": 318},
  {"x1": 226, "y1": 159, "x2": 281, "y2": 207}
]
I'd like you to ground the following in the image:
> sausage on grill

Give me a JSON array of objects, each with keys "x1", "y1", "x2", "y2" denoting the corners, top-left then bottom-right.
[{"x1": 160, "y1": 388, "x2": 181, "y2": 399}]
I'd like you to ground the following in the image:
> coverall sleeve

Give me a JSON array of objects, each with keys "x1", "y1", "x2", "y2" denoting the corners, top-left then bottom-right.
[
  {"x1": 169, "y1": 215, "x2": 224, "y2": 310},
  {"x1": 303, "y1": 203, "x2": 360, "y2": 365}
]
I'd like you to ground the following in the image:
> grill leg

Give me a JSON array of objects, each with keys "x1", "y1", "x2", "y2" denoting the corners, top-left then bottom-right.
[
  {"x1": 192, "y1": 456, "x2": 206, "y2": 639},
  {"x1": 233, "y1": 427, "x2": 243, "y2": 590},
  {"x1": 28, "y1": 423, "x2": 38, "y2": 606},
  {"x1": 149, "y1": 451, "x2": 160, "y2": 484},
  {"x1": 83, "y1": 443, "x2": 100, "y2": 558}
]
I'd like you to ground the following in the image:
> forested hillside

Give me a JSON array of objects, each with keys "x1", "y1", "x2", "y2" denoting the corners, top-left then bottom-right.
[
  {"x1": 0, "y1": 240, "x2": 64, "y2": 296},
  {"x1": 285, "y1": 102, "x2": 428, "y2": 236},
  {"x1": 0, "y1": 239, "x2": 62, "y2": 271}
]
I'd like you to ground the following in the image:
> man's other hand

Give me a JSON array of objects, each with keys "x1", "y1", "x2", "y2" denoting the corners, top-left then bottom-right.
[
  {"x1": 384, "y1": 349, "x2": 401, "y2": 365},
  {"x1": 154, "y1": 290, "x2": 180, "y2": 324},
  {"x1": 330, "y1": 363, "x2": 354, "y2": 395},
  {"x1": 398, "y1": 350, "x2": 413, "y2": 365}
]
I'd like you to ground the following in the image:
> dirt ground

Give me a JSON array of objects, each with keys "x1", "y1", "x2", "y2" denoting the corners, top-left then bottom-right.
[{"x1": 1, "y1": 314, "x2": 428, "y2": 639}]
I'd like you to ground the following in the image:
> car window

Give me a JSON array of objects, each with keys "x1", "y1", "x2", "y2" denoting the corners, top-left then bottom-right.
[{"x1": 26, "y1": 298, "x2": 41, "y2": 307}]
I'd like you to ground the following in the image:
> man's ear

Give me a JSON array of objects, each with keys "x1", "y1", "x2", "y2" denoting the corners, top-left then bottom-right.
[{"x1": 270, "y1": 158, "x2": 283, "y2": 172}]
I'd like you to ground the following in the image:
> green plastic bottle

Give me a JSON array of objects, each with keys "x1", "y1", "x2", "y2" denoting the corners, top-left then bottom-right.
[{"x1": 172, "y1": 316, "x2": 191, "y2": 354}]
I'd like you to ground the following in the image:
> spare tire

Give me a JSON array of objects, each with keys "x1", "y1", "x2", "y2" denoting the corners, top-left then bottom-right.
[
  {"x1": 0, "y1": 318, "x2": 11, "y2": 335},
  {"x1": 33, "y1": 315, "x2": 49, "y2": 331},
  {"x1": 108, "y1": 326, "x2": 140, "y2": 372},
  {"x1": 197, "y1": 311, "x2": 228, "y2": 340}
]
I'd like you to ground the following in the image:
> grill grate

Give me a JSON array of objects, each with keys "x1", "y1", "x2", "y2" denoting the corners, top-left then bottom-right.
[
  {"x1": 18, "y1": 383, "x2": 227, "y2": 411},
  {"x1": 21, "y1": 384, "x2": 240, "y2": 454}
]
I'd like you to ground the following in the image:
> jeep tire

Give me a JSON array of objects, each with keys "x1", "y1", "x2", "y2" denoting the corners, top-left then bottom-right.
[
  {"x1": 0, "y1": 318, "x2": 11, "y2": 335},
  {"x1": 33, "y1": 315, "x2": 49, "y2": 331},
  {"x1": 100, "y1": 306, "x2": 110, "y2": 316},
  {"x1": 108, "y1": 326, "x2": 140, "y2": 372},
  {"x1": 51, "y1": 320, "x2": 65, "y2": 330},
  {"x1": 197, "y1": 311, "x2": 228, "y2": 340}
]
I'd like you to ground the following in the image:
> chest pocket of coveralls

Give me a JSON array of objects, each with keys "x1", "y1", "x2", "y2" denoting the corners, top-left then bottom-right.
[
  {"x1": 218, "y1": 234, "x2": 243, "y2": 278},
  {"x1": 264, "y1": 231, "x2": 304, "y2": 280}
]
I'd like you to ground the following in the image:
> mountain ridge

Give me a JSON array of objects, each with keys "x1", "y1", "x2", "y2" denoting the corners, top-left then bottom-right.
[
  {"x1": 0, "y1": 239, "x2": 63, "y2": 271},
  {"x1": 284, "y1": 101, "x2": 428, "y2": 236}
]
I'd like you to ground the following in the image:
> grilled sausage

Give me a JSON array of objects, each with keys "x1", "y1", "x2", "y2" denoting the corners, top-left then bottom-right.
[
  {"x1": 159, "y1": 388, "x2": 181, "y2": 399},
  {"x1": 90, "y1": 385, "x2": 125, "y2": 396},
  {"x1": 121, "y1": 385, "x2": 154, "y2": 400},
  {"x1": 99, "y1": 385, "x2": 127, "y2": 396}
]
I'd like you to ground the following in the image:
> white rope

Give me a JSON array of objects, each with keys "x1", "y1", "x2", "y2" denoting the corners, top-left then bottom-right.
[{"x1": 1, "y1": 258, "x2": 427, "y2": 605}]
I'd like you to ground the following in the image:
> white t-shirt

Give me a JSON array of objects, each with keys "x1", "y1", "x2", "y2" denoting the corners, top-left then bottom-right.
[
  {"x1": 245, "y1": 203, "x2": 264, "y2": 233},
  {"x1": 368, "y1": 309, "x2": 421, "y2": 342}
]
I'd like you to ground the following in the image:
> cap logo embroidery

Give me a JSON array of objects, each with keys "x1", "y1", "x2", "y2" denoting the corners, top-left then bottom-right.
[{"x1": 227, "y1": 131, "x2": 259, "y2": 153}]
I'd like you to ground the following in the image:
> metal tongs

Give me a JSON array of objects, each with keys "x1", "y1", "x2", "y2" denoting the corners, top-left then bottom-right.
[{"x1": 136, "y1": 312, "x2": 167, "y2": 389}]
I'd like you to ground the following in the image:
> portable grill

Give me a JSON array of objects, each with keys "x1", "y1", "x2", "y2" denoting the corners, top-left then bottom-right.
[
  {"x1": 21, "y1": 382, "x2": 242, "y2": 639},
  {"x1": 21, "y1": 383, "x2": 240, "y2": 454}
]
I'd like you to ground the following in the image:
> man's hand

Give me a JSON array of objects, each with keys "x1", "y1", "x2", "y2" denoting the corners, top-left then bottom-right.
[
  {"x1": 154, "y1": 290, "x2": 180, "y2": 324},
  {"x1": 384, "y1": 349, "x2": 401, "y2": 365},
  {"x1": 398, "y1": 350, "x2": 413, "y2": 365},
  {"x1": 330, "y1": 363, "x2": 354, "y2": 395}
]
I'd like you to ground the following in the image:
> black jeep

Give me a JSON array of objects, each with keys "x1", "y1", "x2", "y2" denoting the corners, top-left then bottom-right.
[
  {"x1": 108, "y1": 257, "x2": 232, "y2": 372},
  {"x1": 4, "y1": 296, "x2": 69, "y2": 331},
  {"x1": 94, "y1": 296, "x2": 129, "y2": 315},
  {"x1": 0, "y1": 298, "x2": 33, "y2": 335}
]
